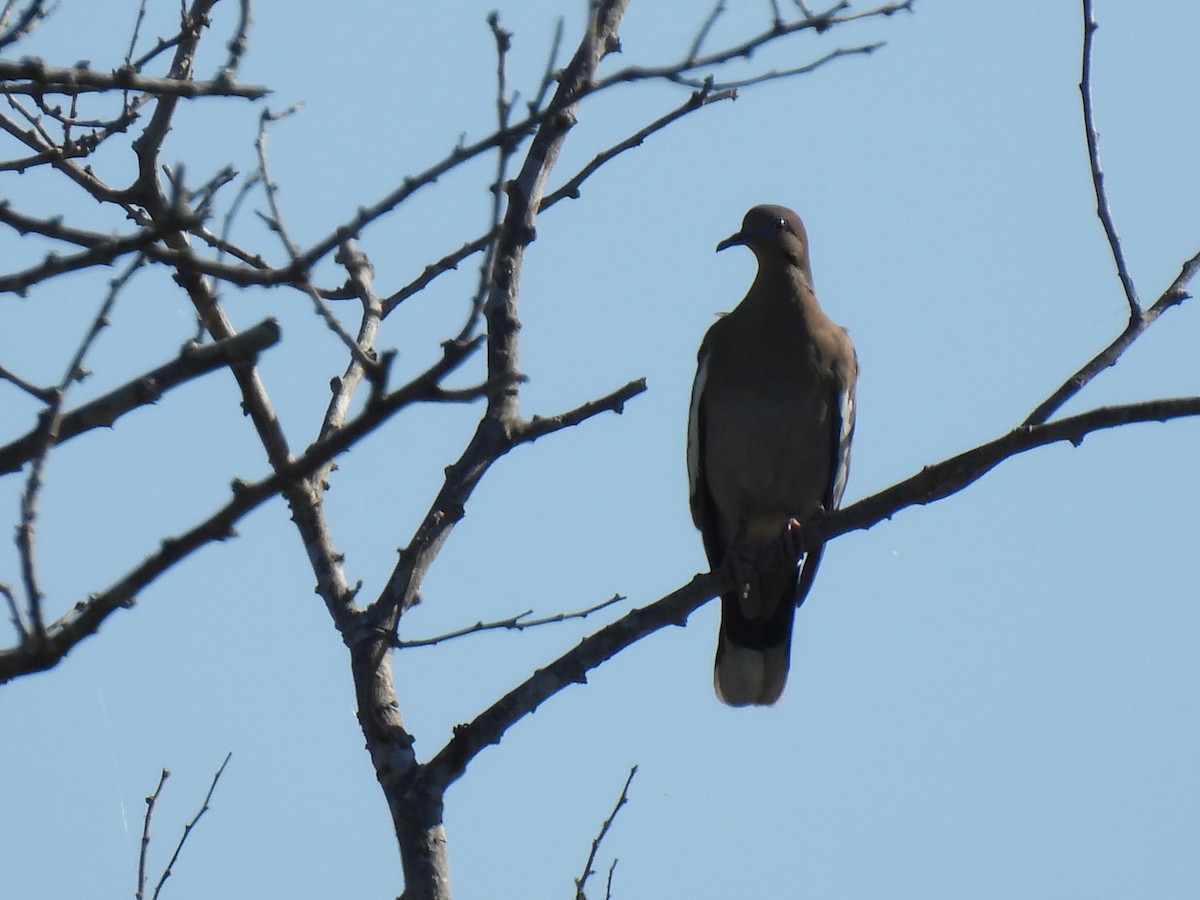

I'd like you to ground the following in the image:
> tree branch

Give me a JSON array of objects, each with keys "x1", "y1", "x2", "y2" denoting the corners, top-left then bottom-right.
[
  {"x1": 419, "y1": 395, "x2": 1200, "y2": 792},
  {"x1": 574, "y1": 766, "x2": 637, "y2": 900},
  {"x1": 395, "y1": 594, "x2": 625, "y2": 649},
  {"x1": 0, "y1": 57, "x2": 268, "y2": 98},
  {"x1": 136, "y1": 768, "x2": 170, "y2": 900},
  {"x1": 150, "y1": 753, "x2": 232, "y2": 900},
  {"x1": 541, "y1": 81, "x2": 737, "y2": 208},
  {"x1": 0, "y1": 318, "x2": 282, "y2": 475},
  {"x1": 1021, "y1": 1, "x2": 1200, "y2": 426}
]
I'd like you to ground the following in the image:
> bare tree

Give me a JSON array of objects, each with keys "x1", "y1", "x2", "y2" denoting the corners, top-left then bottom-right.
[{"x1": 1, "y1": 1, "x2": 1195, "y2": 897}]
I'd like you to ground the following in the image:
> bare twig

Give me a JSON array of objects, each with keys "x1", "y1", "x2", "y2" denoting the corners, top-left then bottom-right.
[
  {"x1": 251, "y1": 106, "x2": 376, "y2": 369},
  {"x1": 462, "y1": 11, "x2": 519, "y2": 341},
  {"x1": 14, "y1": 255, "x2": 143, "y2": 637},
  {"x1": 150, "y1": 753, "x2": 233, "y2": 900},
  {"x1": 395, "y1": 594, "x2": 625, "y2": 649},
  {"x1": 125, "y1": 0, "x2": 149, "y2": 66},
  {"x1": 374, "y1": 0, "x2": 636, "y2": 626},
  {"x1": 703, "y1": 42, "x2": 883, "y2": 91},
  {"x1": 217, "y1": 0, "x2": 252, "y2": 81},
  {"x1": 0, "y1": 0, "x2": 50, "y2": 51},
  {"x1": 686, "y1": 1, "x2": 726, "y2": 64},
  {"x1": 516, "y1": 378, "x2": 648, "y2": 444},
  {"x1": 382, "y1": 229, "x2": 497, "y2": 316},
  {"x1": 528, "y1": 16, "x2": 565, "y2": 116},
  {"x1": 574, "y1": 766, "x2": 637, "y2": 900},
  {"x1": 541, "y1": 81, "x2": 736, "y2": 208},
  {"x1": 136, "y1": 768, "x2": 170, "y2": 900},
  {"x1": 1023, "y1": 250, "x2": 1200, "y2": 426},
  {"x1": 1, "y1": 582, "x2": 21, "y2": 639},
  {"x1": 1080, "y1": 0, "x2": 1139, "y2": 318},
  {"x1": 130, "y1": 0, "x2": 223, "y2": 195},
  {"x1": 0, "y1": 362, "x2": 55, "y2": 403}
]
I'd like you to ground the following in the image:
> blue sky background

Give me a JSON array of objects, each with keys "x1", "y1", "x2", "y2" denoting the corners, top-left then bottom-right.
[{"x1": 2, "y1": 2, "x2": 1198, "y2": 898}]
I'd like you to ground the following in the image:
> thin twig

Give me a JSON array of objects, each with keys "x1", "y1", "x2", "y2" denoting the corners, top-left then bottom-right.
[
  {"x1": 126, "y1": 0, "x2": 148, "y2": 65},
  {"x1": 252, "y1": 107, "x2": 377, "y2": 370},
  {"x1": 0, "y1": 362, "x2": 55, "y2": 403},
  {"x1": 1022, "y1": 251, "x2": 1199, "y2": 427},
  {"x1": 1, "y1": 582, "x2": 21, "y2": 640},
  {"x1": 604, "y1": 859, "x2": 619, "y2": 900},
  {"x1": 686, "y1": 1, "x2": 726, "y2": 64},
  {"x1": 136, "y1": 768, "x2": 170, "y2": 900},
  {"x1": 396, "y1": 594, "x2": 625, "y2": 649},
  {"x1": 0, "y1": 0, "x2": 51, "y2": 51},
  {"x1": 383, "y1": 80, "x2": 740, "y2": 317},
  {"x1": 268, "y1": 1, "x2": 911, "y2": 288},
  {"x1": 541, "y1": 81, "x2": 736, "y2": 208},
  {"x1": 1080, "y1": 0, "x2": 1140, "y2": 318},
  {"x1": 382, "y1": 229, "x2": 496, "y2": 316},
  {"x1": 15, "y1": 256, "x2": 143, "y2": 636},
  {"x1": 217, "y1": 0, "x2": 252, "y2": 81},
  {"x1": 461, "y1": 11, "x2": 518, "y2": 341},
  {"x1": 704, "y1": 42, "x2": 883, "y2": 91},
  {"x1": 373, "y1": 0, "x2": 635, "y2": 625},
  {"x1": 151, "y1": 753, "x2": 232, "y2": 900},
  {"x1": 529, "y1": 17, "x2": 565, "y2": 115},
  {"x1": 574, "y1": 766, "x2": 637, "y2": 900}
]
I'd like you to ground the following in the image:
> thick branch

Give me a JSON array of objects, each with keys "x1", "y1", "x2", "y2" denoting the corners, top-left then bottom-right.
[
  {"x1": 0, "y1": 221, "x2": 162, "y2": 296},
  {"x1": 419, "y1": 573, "x2": 718, "y2": 795},
  {"x1": 0, "y1": 58, "x2": 268, "y2": 98},
  {"x1": 419, "y1": 395, "x2": 1200, "y2": 791},
  {"x1": 837, "y1": 397, "x2": 1200, "y2": 538},
  {"x1": 0, "y1": 318, "x2": 282, "y2": 475},
  {"x1": 374, "y1": 0, "x2": 633, "y2": 624}
]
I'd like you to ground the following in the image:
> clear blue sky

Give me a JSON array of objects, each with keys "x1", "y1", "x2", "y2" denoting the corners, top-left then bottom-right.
[{"x1": 2, "y1": 2, "x2": 1198, "y2": 898}]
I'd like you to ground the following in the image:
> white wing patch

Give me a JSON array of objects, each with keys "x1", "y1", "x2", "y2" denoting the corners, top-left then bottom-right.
[{"x1": 829, "y1": 386, "x2": 854, "y2": 509}]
